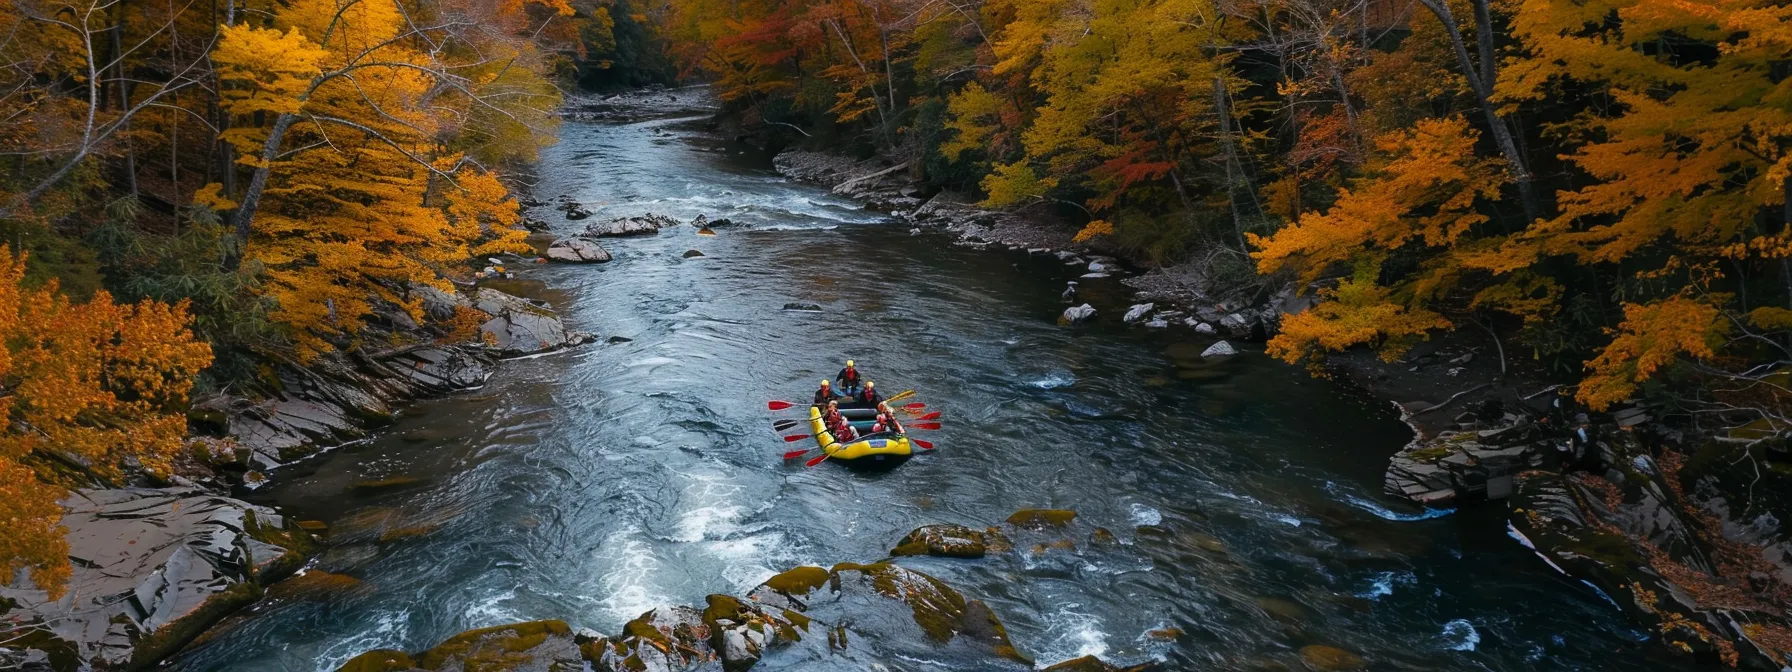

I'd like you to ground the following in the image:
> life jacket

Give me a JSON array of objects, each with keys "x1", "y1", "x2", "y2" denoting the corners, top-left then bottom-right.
[
  {"x1": 814, "y1": 387, "x2": 834, "y2": 404},
  {"x1": 859, "y1": 389, "x2": 881, "y2": 405},
  {"x1": 834, "y1": 421, "x2": 857, "y2": 441},
  {"x1": 873, "y1": 415, "x2": 900, "y2": 433},
  {"x1": 838, "y1": 367, "x2": 860, "y2": 384}
]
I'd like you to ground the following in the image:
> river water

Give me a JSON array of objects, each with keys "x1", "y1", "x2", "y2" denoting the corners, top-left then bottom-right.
[{"x1": 174, "y1": 113, "x2": 1680, "y2": 671}]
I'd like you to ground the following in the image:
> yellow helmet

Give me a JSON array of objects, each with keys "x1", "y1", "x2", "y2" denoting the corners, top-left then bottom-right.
[
  {"x1": 865, "y1": 381, "x2": 874, "y2": 388},
  {"x1": 821, "y1": 379, "x2": 830, "y2": 386},
  {"x1": 846, "y1": 359, "x2": 855, "y2": 367}
]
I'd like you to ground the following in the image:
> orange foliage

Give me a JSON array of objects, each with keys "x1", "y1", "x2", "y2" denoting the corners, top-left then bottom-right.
[
  {"x1": 1578, "y1": 297, "x2": 1724, "y2": 410},
  {"x1": 0, "y1": 248, "x2": 213, "y2": 598}
]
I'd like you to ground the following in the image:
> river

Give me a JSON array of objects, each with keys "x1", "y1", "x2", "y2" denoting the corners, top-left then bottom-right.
[{"x1": 173, "y1": 112, "x2": 1677, "y2": 671}]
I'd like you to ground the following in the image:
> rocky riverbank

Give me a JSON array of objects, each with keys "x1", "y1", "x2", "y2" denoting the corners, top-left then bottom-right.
[
  {"x1": 767, "y1": 144, "x2": 1792, "y2": 669},
  {"x1": 1, "y1": 279, "x2": 595, "y2": 670}
]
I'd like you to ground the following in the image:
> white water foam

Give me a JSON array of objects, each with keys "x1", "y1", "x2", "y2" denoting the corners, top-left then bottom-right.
[
  {"x1": 1129, "y1": 503, "x2": 1163, "y2": 527},
  {"x1": 464, "y1": 586, "x2": 524, "y2": 627},
  {"x1": 673, "y1": 504, "x2": 744, "y2": 543},
  {"x1": 626, "y1": 356, "x2": 681, "y2": 369},
  {"x1": 1325, "y1": 481, "x2": 1455, "y2": 521},
  {"x1": 1039, "y1": 605, "x2": 1110, "y2": 661},
  {"x1": 314, "y1": 610, "x2": 410, "y2": 672},
  {"x1": 1357, "y1": 570, "x2": 1418, "y2": 600},
  {"x1": 1439, "y1": 619, "x2": 1480, "y2": 651},
  {"x1": 593, "y1": 525, "x2": 664, "y2": 624},
  {"x1": 1028, "y1": 372, "x2": 1076, "y2": 389}
]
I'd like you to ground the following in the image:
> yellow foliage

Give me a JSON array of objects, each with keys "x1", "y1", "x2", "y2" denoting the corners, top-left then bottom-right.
[
  {"x1": 213, "y1": 0, "x2": 545, "y2": 358},
  {"x1": 1578, "y1": 297, "x2": 1723, "y2": 410},
  {"x1": 1073, "y1": 220, "x2": 1115, "y2": 243},
  {"x1": 0, "y1": 248, "x2": 212, "y2": 599},
  {"x1": 1251, "y1": 117, "x2": 1506, "y2": 283},
  {"x1": 1265, "y1": 274, "x2": 1453, "y2": 367}
]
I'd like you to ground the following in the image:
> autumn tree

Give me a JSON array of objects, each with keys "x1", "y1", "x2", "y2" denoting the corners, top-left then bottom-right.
[
  {"x1": 0, "y1": 247, "x2": 213, "y2": 598},
  {"x1": 206, "y1": 0, "x2": 563, "y2": 358}
]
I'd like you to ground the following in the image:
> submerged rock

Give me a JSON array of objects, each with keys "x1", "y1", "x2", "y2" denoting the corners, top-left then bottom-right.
[
  {"x1": 1201, "y1": 340, "x2": 1237, "y2": 358},
  {"x1": 782, "y1": 302, "x2": 823, "y2": 312},
  {"x1": 682, "y1": 249, "x2": 705, "y2": 258},
  {"x1": 1005, "y1": 509, "x2": 1078, "y2": 529},
  {"x1": 545, "y1": 236, "x2": 612, "y2": 263},
  {"x1": 0, "y1": 488, "x2": 314, "y2": 670},
  {"x1": 1299, "y1": 644, "x2": 1365, "y2": 670},
  {"x1": 1059, "y1": 304, "x2": 1097, "y2": 326}
]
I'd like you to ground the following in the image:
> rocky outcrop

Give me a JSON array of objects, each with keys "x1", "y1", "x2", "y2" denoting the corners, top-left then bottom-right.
[
  {"x1": 475, "y1": 288, "x2": 584, "y2": 356},
  {"x1": 1383, "y1": 413, "x2": 1552, "y2": 507},
  {"x1": 0, "y1": 488, "x2": 314, "y2": 671},
  {"x1": 1509, "y1": 467, "x2": 1792, "y2": 669},
  {"x1": 200, "y1": 286, "x2": 584, "y2": 472},
  {"x1": 545, "y1": 236, "x2": 612, "y2": 263},
  {"x1": 584, "y1": 213, "x2": 678, "y2": 237},
  {"x1": 333, "y1": 561, "x2": 1039, "y2": 672}
]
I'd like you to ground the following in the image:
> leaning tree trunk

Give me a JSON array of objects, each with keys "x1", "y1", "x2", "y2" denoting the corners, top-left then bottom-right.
[{"x1": 1417, "y1": 0, "x2": 1541, "y2": 223}]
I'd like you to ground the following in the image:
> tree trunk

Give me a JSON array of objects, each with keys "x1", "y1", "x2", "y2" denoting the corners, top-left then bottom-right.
[
  {"x1": 110, "y1": 10, "x2": 139, "y2": 199},
  {"x1": 225, "y1": 112, "x2": 297, "y2": 270},
  {"x1": 1213, "y1": 77, "x2": 1248, "y2": 251},
  {"x1": 1417, "y1": 0, "x2": 1541, "y2": 222}
]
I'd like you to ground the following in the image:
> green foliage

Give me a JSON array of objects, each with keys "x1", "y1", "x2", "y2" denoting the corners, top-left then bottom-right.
[{"x1": 87, "y1": 206, "x2": 283, "y2": 388}]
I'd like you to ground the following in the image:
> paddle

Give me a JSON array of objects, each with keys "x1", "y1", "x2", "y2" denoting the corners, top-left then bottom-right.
[
  {"x1": 782, "y1": 433, "x2": 814, "y2": 443},
  {"x1": 902, "y1": 402, "x2": 926, "y2": 411},
  {"x1": 767, "y1": 400, "x2": 799, "y2": 411},
  {"x1": 804, "y1": 450, "x2": 833, "y2": 468},
  {"x1": 783, "y1": 448, "x2": 814, "y2": 459},
  {"x1": 907, "y1": 422, "x2": 942, "y2": 430},
  {"x1": 911, "y1": 438, "x2": 934, "y2": 450},
  {"x1": 887, "y1": 389, "x2": 916, "y2": 403},
  {"x1": 909, "y1": 411, "x2": 941, "y2": 421},
  {"x1": 772, "y1": 419, "x2": 803, "y2": 432}
]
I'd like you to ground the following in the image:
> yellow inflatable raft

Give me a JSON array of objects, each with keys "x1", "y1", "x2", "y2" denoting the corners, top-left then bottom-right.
[{"x1": 808, "y1": 405, "x2": 914, "y2": 470}]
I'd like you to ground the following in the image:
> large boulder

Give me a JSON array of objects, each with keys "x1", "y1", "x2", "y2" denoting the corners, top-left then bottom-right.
[
  {"x1": 475, "y1": 288, "x2": 573, "y2": 356},
  {"x1": 544, "y1": 236, "x2": 612, "y2": 263},
  {"x1": 0, "y1": 488, "x2": 313, "y2": 671}
]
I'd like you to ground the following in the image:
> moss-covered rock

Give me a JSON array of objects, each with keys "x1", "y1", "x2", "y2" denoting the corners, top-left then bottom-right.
[
  {"x1": 336, "y1": 649, "x2": 415, "y2": 672},
  {"x1": 1041, "y1": 655, "x2": 1153, "y2": 671},
  {"x1": 1005, "y1": 508, "x2": 1078, "y2": 529},
  {"x1": 409, "y1": 619, "x2": 580, "y2": 671},
  {"x1": 891, "y1": 524, "x2": 1003, "y2": 558}
]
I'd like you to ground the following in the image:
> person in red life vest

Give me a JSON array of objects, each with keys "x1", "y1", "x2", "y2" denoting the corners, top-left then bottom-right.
[
  {"x1": 872, "y1": 403, "x2": 902, "y2": 434},
  {"x1": 822, "y1": 400, "x2": 854, "y2": 441},
  {"x1": 835, "y1": 359, "x2": 862, "y2": 395},
  {"x1": 857, "y1": 380, "x2": 882, "y2": 406},
  {"x1": 812, "y1": 379, "x2": 837, "y2": 406}
]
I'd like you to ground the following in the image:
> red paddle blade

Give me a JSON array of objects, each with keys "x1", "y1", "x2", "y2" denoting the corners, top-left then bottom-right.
[
  {"x1": 909, "y1": 422, "x2": 942, "y2": 430},
  {"x1": 782, "y1": 449, "x2": 812, "y2": 459},
  {"x1": 804, "y1": 453, "x2": 829, "y2": 467},
  {"x1": 912, "y1": 438, "x2": 934, "y2": 450},
  {"x1": 772, "y1": 420, "x2": 801, "y2": 431},
  {"x1": 913, "y1": 412, "x2": 941, "y2": 421},
  {"x1": 767, "y1": 400, "x2": 795, "y2": 411},
  {"x1": 783, "y1": 434, "x2": 811, "y2": 442}
]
